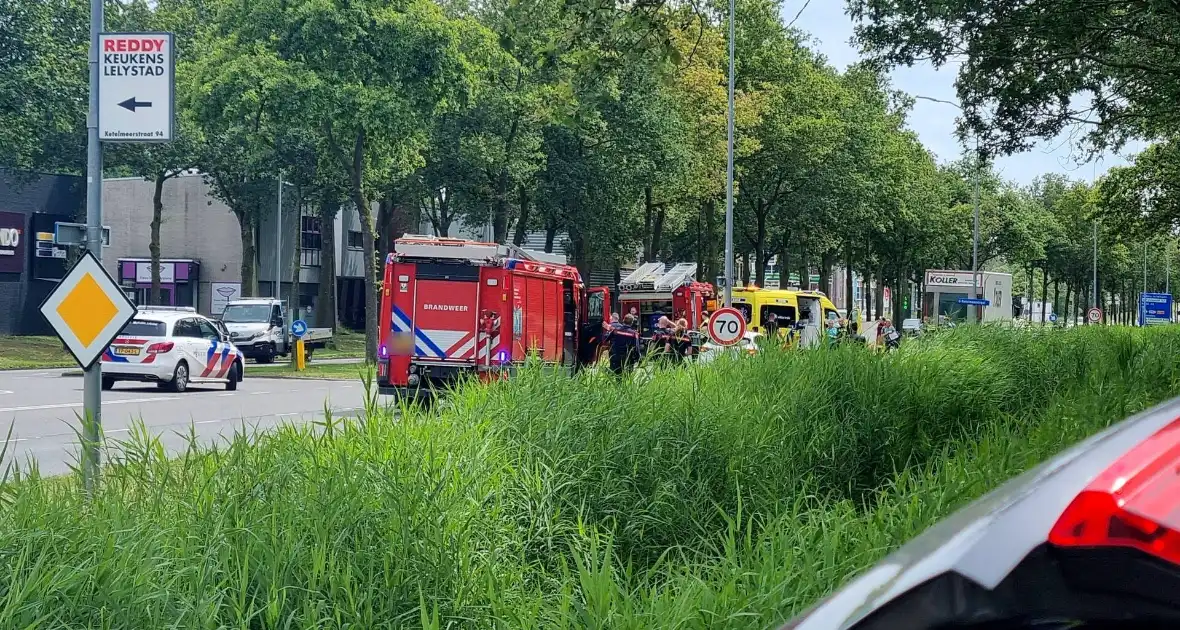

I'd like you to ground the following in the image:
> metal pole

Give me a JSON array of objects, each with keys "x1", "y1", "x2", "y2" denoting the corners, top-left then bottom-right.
[
  {"x1": 723, "y1": 0, "x2": 735, "y2": 307},
  {"x1": 1143, "y1": 240, "x2": 1148, "y2": 327},
  {"x1": 1092, "y1": 219, "x2": 1098, "y2": 313},
  {"x1": 969, "y1": 146, "x2": 980, "y2": 323},
  {"x1": 275, "y1": 178, "x2": 282, "y2": 300},
  {"x1": 82, "y1": 0, "x2": 104, "y2": 496}
]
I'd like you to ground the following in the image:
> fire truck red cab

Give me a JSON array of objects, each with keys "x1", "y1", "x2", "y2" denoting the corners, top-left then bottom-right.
[
  {"x1": 377, "y1": 235, "x2": 610, "y2": 400},
  {"x1": 616, "y1": 262, "x2": 715, "y2": 336}
]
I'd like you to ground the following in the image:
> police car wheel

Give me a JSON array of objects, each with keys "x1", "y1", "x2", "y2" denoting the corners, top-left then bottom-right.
[
  {"x1": 226, "y1": 362, "x2": 241, "y2": 391},
  {"x1": 169, "y1": 362, "x2": 189, "y2": 393}
]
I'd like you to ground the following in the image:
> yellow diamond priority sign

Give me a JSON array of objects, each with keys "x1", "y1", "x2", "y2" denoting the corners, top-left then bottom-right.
[{"x1": 40, "y1": 250, "x2": 137, "y2": 369}]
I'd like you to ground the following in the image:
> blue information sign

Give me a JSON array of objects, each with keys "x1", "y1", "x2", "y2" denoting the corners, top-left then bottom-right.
[
  {"x1": 957, "y1": 297, "x2": 990, "y2": 306},
  {"x1": 1139, "y1": 293, "x2": 1173, "y2": 326},
  {"x1": 291, "y1": 319, "x2": 308, "y2": 338}
]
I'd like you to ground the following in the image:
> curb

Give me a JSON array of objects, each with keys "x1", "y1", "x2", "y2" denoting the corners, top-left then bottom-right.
[{"x1": 61, "y1": 371, "x2": 83, "y2": 377}]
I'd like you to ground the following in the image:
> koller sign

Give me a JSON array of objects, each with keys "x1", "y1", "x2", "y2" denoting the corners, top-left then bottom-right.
[
  {"x1": 924, "y1": 270, "x2": 980, "y2": 288},
  {"x1": 0, "y1": 212, "x2": 26, "y2": 274},
  {"x1": 98, "y1": 32, "x2": 175, "y2": 142}
]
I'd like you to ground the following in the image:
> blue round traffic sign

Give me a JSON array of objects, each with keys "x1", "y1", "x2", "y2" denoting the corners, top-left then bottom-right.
[
  {"x1": 1049, "y1": 313, "x2": 1057, "y2": 322},
  {"x1": 291, "y1": 319, "x2": 308, "y2": 338}
]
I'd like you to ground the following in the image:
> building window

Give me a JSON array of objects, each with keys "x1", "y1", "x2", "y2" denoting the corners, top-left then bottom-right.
[
  {"x1": 300, "y1": 215, "x2": 322, "y2": 268},
  {"x1": 347, "y1": 230, "x2": 364, "y2": 249}
]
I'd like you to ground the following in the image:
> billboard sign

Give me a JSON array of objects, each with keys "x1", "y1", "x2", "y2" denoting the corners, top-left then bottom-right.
[
  {"x1": 1140, "y1": 292, "x2": 1172, "y2": 326},
  {"x1": 31, "y1": 213, "x2": 70, "y2": 281},
  {"x1": 924, "y1": 270, "x2": 981, "y2": 289},
  {"x1": 0, "y1": 212, "x2": 27, "y2": 274}
]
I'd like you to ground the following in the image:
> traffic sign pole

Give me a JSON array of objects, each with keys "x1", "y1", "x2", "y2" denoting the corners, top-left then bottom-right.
[{"x1": 83, "y1": 0, "x2": 104, "y2": 496}]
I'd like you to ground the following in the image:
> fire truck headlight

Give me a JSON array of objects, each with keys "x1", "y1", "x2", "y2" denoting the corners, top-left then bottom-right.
[{"x1": 407, "y1": 374, "x2": 421, "y2": 387}]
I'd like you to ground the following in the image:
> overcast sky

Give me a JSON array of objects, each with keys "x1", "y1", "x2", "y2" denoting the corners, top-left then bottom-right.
[{"x1": 789, "y1": 1, "x2": 1140, "y2": 186}]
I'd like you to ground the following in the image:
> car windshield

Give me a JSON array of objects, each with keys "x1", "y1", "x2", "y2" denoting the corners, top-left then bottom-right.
[
  {"x1": 119, "y1": 319, "x2": 166, "y2": 337},
  {"x1": 221, "y1": 305, "x2": 271, "y2": 323}
]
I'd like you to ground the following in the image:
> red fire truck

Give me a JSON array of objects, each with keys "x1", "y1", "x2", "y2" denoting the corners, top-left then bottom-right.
[
  {"x1": 377, "y1": 235, "x2": 611, "y2": 400},
  {"x1": 616, "y1": 261, "x2": 715, "y2": 335}
]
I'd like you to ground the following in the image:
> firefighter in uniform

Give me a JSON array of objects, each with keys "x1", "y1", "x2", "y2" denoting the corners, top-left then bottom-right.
[{"x1": 607, "y1": 314, "x2": 641, "y2": 377}]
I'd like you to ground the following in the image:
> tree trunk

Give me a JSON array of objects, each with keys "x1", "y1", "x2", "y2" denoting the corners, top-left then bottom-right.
[
  {"x1": 778, "y1": 232, "x2": 790, "y2": 291},
  {"x1": 1023, "y1": 265, "x2": 1031, "y2": 318},
  {"x1": 236, "y1": 210, "x2": 257, "y2": 297},
  {"x1": 892, "y1": 276, "x2": 904, "y2": 325},
  {"x1": 1063, "y1": 283, "x2": 1072, "y2": 327},
  {"x1": 741, "y1": 252, "x2": 751, "y2": 286},
  {"x1": 702, "y1": 199, "x2": 717, "y2": 282},
  {"x1": 874, "y1": 264, "x2": 884, "y2": 319},
  {"x1": 150, "y1": 173, "x2": 165, "y2": 305},
  {"x1": 493, "y1": 170, "x2": 510, "y2": 244},
  {"x1": 651, "y1": 206, "x2": 665, "y2": 261},
  {"x1": 289, "y1": 195, "x2": 302, "y2": 321},
  {"x1": 844, "y1": 241, "x2": 853, "y2": 312},
  {"x1": 863, "y1": 271, "x2": 872, "y2": 319},
  {"x1": 512, "y1": 185, "x2": 531, "y2": 247},
  {"x1": 544, "y1": 215, "x2": 557, "y2": 253},
  {"x1": 316, "y1": 196, "x2": 338, "y2": 330},
  {"x1": 643, "y1": 187, "x2": 654, "y2": 262},
  {"x1": 1052, "y1": 278, "x2": 1060, "y2": 325},
  {"x1": 1040, "y1": 268, "x2": 1049, "y2": 325},
  {"x1": 796, "y1": 244, "x2": 807, "y2": 292},
  {"x1": 346, "y1": 131, "x2": 379, "y2": 361},
  {"x1": 754, "y1": 202, "x2": 767, "y2": 287},
  {"x1": 820, "y1": 252, "x2": 834, "y2": 296}
]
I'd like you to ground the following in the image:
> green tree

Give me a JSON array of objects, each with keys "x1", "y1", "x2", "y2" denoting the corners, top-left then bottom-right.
[{"x1": 845, "y1": 0, "x2": 1180, "y2": 156}]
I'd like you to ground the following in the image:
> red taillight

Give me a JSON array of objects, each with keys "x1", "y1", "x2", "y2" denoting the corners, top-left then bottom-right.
[
  {"x1": 146, "y1": 341, "x2": 174, "y2": 354},
  {"x1": 1049, "y1": 418, "x2": 1180, "y2": 565}
]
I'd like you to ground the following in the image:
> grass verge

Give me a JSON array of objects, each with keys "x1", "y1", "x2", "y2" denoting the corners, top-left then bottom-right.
[
  {"x1": 0, "y1": 335, "x2": 74, "y2": 370},
  {"x1": 0, "y1": 326, "x2": 1177, "y2": 628},
  {"x1": 312, "y1": 327, "x2": 367, "y2": 359}
]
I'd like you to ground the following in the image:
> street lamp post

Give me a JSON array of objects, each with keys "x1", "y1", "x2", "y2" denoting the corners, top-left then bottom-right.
[
  {"x1": 275, "y1": 177, "x2": 283, "y2": 301},
  {"x1": 969, "y1": 146, "x2": 981, "y2": 324},
  {"x1": 1092, "y1": 220, "x2": 1099, "y2": 319},
  {"x1": 723, "y1": 0, "x2": 735, "y2": 307}
]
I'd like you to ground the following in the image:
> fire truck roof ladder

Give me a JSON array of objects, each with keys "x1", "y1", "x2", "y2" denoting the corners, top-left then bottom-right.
[
  {"x1": 619, "y1": 262, "x2": 667, "y2": 291},
  {"x1": 396, "y1": 235, "x2": 501, "y2": 261},
  {"x1": 500, "y1": 244, "x2": 568, "y2": 266},
  {"x1": 655, "y1": 263, "x2": 698, "y2": 292}
]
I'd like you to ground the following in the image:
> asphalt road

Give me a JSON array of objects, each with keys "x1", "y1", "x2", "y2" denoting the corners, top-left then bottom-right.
[{"x1": 0, "y1": 369, "x2": 369, "y2": 476}]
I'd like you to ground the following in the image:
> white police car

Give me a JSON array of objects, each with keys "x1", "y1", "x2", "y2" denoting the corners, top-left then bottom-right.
[{"x1": 100, "y1": 306, "x2": 245, "y2": 392}]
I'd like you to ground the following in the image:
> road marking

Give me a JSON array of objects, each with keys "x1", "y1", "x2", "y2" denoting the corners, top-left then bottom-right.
[
  {"x1": 0, "y1": 396, "x2": 177, "y2": 413},
  {"x1": 0, "y1": 390, "x2": 13, "y2": 394}
]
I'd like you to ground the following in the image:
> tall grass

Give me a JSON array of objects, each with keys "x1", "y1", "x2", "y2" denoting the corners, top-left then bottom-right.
[{"x1": 0, "y1": 326, "x2": 1178, "y2": 629}]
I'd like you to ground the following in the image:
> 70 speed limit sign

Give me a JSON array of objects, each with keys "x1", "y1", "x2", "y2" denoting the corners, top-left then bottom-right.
[{"x1": 708, "y1": 307, "x2": 747, "y2": 346}]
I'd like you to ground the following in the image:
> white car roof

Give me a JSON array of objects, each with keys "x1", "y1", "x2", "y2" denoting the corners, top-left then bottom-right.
[{"x1": 131, "y1": 311, "x2": 205, "y2": 323}]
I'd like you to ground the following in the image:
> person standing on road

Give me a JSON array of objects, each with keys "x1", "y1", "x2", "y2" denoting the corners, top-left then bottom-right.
[{"x1": 608, "y1": 314, "x2": 641, "y2": 378}]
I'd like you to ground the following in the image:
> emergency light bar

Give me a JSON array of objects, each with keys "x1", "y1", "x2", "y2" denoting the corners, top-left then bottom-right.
[{"x1": 1049, "y1": 416, "x2": 1180, "y2": 565}]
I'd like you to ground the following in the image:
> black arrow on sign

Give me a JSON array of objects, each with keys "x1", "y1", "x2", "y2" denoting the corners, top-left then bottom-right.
[{"x1": 117, "y1": 97, "x2": 153, "y2": 112}]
